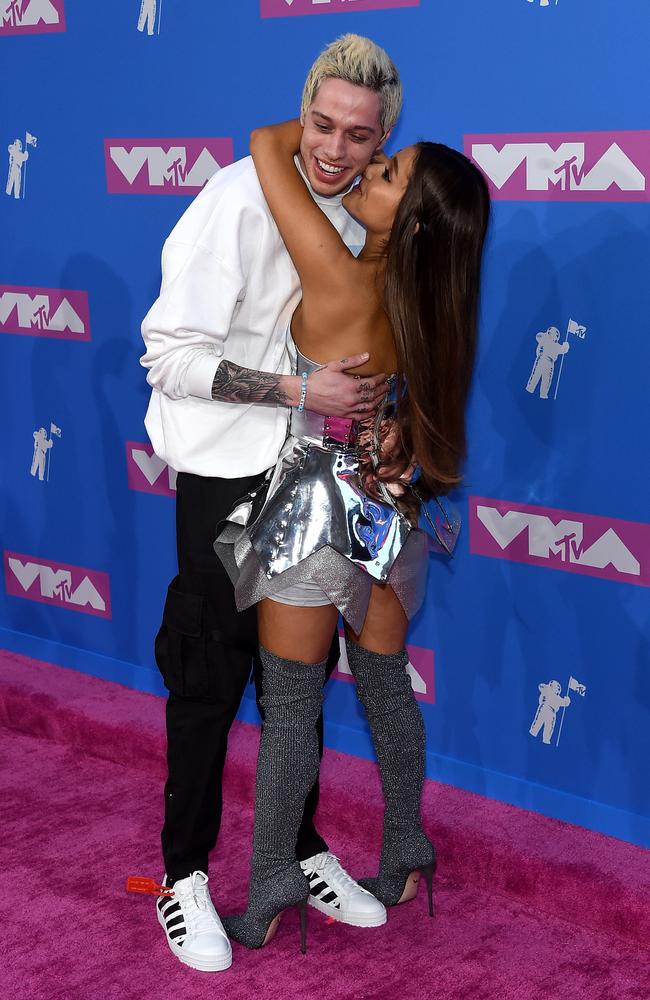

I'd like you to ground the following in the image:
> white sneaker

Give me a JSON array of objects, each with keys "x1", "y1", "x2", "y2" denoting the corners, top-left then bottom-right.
[
  {"x1": 300, "y1": 852, "x2": 387, "y2": 928},
  {"x1": 156, "y1": 871, "x2": 232, "y2": 972}
]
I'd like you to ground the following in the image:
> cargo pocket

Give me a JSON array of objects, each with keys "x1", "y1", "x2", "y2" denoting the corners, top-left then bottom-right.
[{"x1": 154, "y1": 578, "x2": 210, "y2": 698}]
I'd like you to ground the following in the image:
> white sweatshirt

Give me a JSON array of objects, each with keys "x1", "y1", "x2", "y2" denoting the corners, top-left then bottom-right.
[{"x1": 140, "y1": 156, "x2": 365, "y2": 478}]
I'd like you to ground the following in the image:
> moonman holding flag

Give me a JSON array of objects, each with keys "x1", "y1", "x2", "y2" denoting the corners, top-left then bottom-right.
[
  {"x1": 6, "y1": 138, "x2": 28, "y2": 199},
  {"x1": 529, "y1": 680, "x2": 571, "y2": 745},
  {"x1": 30, "y1": 427, "x2": 52, "y2": 482},
  {"x1": 526, "y1": 326, "x2": 570, "y2": 400}
]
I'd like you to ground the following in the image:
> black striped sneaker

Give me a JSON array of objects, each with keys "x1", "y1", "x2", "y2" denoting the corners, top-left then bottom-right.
[
  {"x1": 156, "y1": 871, "x2": 232, "y2": 972},
  {"x1": 300, "y1": 852, "x2": 387, "y2": 928}
]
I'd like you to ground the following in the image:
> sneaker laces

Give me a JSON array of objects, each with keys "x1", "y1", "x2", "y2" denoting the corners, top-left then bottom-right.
[
  {"x1": 175, "y1": 872, "x2": 226, "y2": 939},
  {"x1": 312, "y1": 852, "x2": 371, "y2": 897}
]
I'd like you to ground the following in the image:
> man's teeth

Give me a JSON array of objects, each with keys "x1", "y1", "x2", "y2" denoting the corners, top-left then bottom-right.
[{"x1": 317, "y1": 159, "x2": 344, "y2": 175}]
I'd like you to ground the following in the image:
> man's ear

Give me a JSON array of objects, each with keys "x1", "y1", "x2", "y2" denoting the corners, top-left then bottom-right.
[{"x1": 299, "y1": 113, "x2": 305, "y2": 127}]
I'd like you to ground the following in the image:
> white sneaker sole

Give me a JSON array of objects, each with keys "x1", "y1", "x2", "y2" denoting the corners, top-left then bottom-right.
[
  {"x1": 308, "y1": 893, "x2": 387, "y2": 928},
  {"x1": 157, "y1": 904, "x2": 233, "y2": 972}
]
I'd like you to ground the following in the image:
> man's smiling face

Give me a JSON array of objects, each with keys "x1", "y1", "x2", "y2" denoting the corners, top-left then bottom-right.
[{"x1": 299, "y1": 77, "x2": 384, "y2": 197}]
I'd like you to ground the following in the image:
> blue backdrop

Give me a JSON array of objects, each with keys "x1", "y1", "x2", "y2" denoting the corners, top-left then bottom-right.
[{"x1": 2, "y1": 0, "x2": 649, "y2": 848}]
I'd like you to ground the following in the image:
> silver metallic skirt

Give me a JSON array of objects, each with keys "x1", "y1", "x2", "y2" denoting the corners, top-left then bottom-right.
[{"x1": 214, "y1": 434, "x2": 428, "y2": 634}]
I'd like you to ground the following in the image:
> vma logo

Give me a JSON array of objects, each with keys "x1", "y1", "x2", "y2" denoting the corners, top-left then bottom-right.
[
  {"x1": 1, "y1": 0, "x2": 65, "y2": 34},
  {"x1": 4, "y1": 551, "x2": 111, "y2": 619},
  {"x1": 0, "y1": 285, "x2": 91, "y2": 341},
  {"x1": 335, "y1": 632, "x2": 435, "y2": 704},
  {"x1": 464, "y1": 131, "x2": 649, "y2": 202},
  {"x1": 470, "y1": 497, "x2": 650, "y2": 588},
  {"x1": 105, "y1": 138, "x2": 234, "y2": 195},
  {"x1": 126, "y1": 442, "x2": 176, "y2": 497},
  {"x1": 261, "y1": 0, "x2": 419, "y2": 17}
]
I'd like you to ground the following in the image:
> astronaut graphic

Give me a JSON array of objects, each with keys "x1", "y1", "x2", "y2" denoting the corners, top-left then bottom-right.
[
  {"x1": 6, "y1": 139, "x2": 29, "y2": 199},
  {"x1": 30, "y1": 427, "x2": 53, "y2": 481},
  {"x1": 530, "y1": 681, "x2": 569, "y2": 744},
  {"x1": 526, "y1": 326, "x2": 570, "y2": 399},
  {"x1": 530, "y1": 676, "x2": 586, "y2": 746},
  {"x1": 30, "y1": 422, "x2": 61, "y2": 482},
  {"x1": 137, "y1": 0, "x2": 157, "y2": 35}
]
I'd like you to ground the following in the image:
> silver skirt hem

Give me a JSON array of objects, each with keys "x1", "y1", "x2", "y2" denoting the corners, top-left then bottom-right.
[
  {"x1": 215, "y1": 433, "x2": 429, "y2": 633},
  {"x1": 215, "y1": 521, "x2": 428, "y2": 634}
]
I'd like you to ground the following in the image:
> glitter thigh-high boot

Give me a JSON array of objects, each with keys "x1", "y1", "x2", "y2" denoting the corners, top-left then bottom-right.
[
  {"x1": 222, "y1": 647, "x2": 326, "y2": 950},
  {"x1": 346, "y1": 640, "x2": 437, "y2": 914}
]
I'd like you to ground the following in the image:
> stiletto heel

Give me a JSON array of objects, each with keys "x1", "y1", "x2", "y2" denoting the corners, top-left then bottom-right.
[
  {"x1": 222, "y1": 864, "x2": 310, "y2": 950},
  {"x1": 359, "y1": 837, "x2": 437, "y2": 912},
  {"x1": 420, "y1": 862, "x2": 435, "y2": 917},
  {"x1": 297, "y1": 898, "x2": 308, "y2": 955}
]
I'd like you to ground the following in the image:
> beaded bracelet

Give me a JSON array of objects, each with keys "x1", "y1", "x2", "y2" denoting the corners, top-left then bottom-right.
[{"x1": 297, "y1": 371, "x2": 309, "y2": 412}]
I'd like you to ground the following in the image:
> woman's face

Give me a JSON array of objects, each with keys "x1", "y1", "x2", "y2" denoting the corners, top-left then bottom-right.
[{"x1": 343, "y1": 146, "x2": 418, "y2": 236}]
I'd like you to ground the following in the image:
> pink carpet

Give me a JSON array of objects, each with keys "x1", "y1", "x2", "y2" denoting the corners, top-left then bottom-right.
[{"x1": 2, "y1": 649, "x2": 649, "y2": 1000}]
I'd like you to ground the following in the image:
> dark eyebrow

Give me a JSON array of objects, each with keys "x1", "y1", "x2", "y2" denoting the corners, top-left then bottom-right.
[{"x1": 311, "y1": 111, "x2": 375, "y2": 134}]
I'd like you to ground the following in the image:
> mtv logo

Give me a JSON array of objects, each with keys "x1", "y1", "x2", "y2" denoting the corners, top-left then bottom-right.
[
  {"x1": 0, "y1": 0, "x2": 65, "y2": 34},
  {"x1": 0, "y1": 285, "x2": 91, "y2": 341},
  {"x1": 126, "y1": 442, "x2": 176, "y2": 497},
  {"x1": 104, "y1": 138, "x2": 234, "y2": 195},
  {"x1": 469, "y1": 497, "x2": 650, "y2": 587},
  {"x1": 4, "y1": 550, "x2": 112, "y2": 618},
  {"x1": 260, "y1": 0, "x2": 419, "y2": 17},
  {"x1": 335, "y1": 632, "x2": 435, "y2": 704},
  {"x1": 464, "y1": 131, "x2": 650, "y2": 202}
]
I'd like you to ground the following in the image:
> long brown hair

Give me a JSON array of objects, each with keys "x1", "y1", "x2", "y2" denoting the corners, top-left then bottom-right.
[{"x1": 383, "y1": 142, "x2": 490, "y2": 499}]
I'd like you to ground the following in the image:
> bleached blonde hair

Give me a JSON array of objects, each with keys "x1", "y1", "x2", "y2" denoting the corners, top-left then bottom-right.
[{"x1": 301, "y1": 34, "x2": 402, "y2": 138}]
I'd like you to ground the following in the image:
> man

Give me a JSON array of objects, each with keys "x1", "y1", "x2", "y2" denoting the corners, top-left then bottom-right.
[{"x1": 141, "y1": 34, "x2": 402, "y2": 972}]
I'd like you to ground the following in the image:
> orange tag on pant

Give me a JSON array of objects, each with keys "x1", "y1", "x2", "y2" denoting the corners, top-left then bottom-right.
[{"x1": 126, "y1": 876, "x2": 174, "y2": 897}]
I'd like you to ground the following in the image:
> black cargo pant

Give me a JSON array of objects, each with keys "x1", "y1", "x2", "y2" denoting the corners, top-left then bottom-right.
[{"x1": 155, "y1": 472, "x2": 338, "y2": 883}]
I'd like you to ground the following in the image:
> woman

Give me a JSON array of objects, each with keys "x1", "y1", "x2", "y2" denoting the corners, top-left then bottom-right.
[{"x1": 216, "y1": 120, "x2": 489, "y2": 950}]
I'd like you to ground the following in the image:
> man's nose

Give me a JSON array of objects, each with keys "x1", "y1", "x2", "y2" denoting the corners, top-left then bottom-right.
[{"x1": 324, "y1": 131, "x2": 346, "y2": 161}]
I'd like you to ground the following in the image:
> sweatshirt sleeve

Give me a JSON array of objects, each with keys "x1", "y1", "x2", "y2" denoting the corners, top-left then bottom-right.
[{"x1": 140, "y1": 237, "x2": 246, "y2": 401}]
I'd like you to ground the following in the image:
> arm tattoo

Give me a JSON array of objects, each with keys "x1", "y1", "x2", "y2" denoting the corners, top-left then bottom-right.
[{"x1": 211, "y1": 360, "x2": 292, "y2": 406}]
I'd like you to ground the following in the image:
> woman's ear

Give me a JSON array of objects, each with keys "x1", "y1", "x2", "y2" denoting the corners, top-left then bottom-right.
[{"x1": 414, "y1": 221, "x2": 421, "y2": 235}]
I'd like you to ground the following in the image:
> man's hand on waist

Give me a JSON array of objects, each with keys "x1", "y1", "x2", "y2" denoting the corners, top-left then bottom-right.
[{"x1": 303, "y1": 355, "x2": 387, "y2": 420}]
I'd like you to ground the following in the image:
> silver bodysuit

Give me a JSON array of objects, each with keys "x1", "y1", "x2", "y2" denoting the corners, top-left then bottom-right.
[{"x1": 215, "y1": 349, "x2": 428, "y2": 633}]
